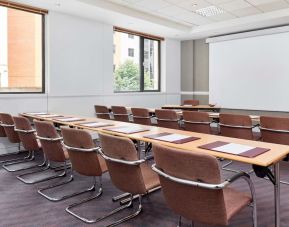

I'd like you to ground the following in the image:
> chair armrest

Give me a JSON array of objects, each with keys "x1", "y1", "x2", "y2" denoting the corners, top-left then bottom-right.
[
  {"x1": 0, "y1": 123, "x2": 15, "y2": 128},
  {"x1": 14, "y1": 128, "x2": 36, "y2": 134},
  {"x1": 98, "y1": 148, "x2": 145, "y2": 165},
  {"x1": 152, "y1": 164, "x2": 256, "y2": 194},
  {"x1": 225, "y1": 172, "x2": 250, "y2": 184},
  {"x1": 36, "y1": 135, "x2": 63, "y2": 142},
  {"x1": 62, "y1": 142, "x2": 99, "y2": 152}
]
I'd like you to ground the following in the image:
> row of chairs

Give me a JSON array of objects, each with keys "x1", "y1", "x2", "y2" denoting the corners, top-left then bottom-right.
[
  {"x1": 95, "y1": 105, "x2": 289, "y2": 146},
  {"x1": 0, "y1": 112, "x2": 257, "y2": 226}
]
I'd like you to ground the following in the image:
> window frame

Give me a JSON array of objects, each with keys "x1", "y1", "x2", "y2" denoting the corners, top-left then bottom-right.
[
  {"x1": 0, "y1": 6, "x2": 45, "y2": 94},
  {"x1": 113, "y1": 30, "x2": 161, "y2": 93}
]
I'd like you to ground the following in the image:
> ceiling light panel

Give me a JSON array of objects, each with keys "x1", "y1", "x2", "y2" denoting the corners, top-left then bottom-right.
[{"x1": 195, "y1": 5, "x2": 225, "y2": 17}]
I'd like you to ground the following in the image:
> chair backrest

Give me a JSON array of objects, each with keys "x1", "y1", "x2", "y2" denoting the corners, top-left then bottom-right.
[
  {"x1": 219, "y1": 113, "x2": 253, "y2": 140},
  {"x1": 131, "y1": 108, "x2": 151, "y2": 126},
  {"x1": 0, "y1": 115, "x2": 6, "y2": 137},
  {"x1": 153, "y1": 144, "x2": 228, "y2": 226},
  {"x1": 183, "y1": 100, "x2": 199, "y2": 106},
  {"x1": 260, "y1": 116, "x2": 289, "y2": 145},
  {"x1": 61, "y1": 127, "x2": 106, "y2": 176},
  {"x1": 98, "y1": 132, "x2": 147, "y2": 195},
  {"x1": 183, "y1": 111, "x2": 211, "y2": 134},
  {"x1": 0, "y1": 113, "x2": 20, "y2": 143},
  {"x1": 155, "y1": 109, "x2": 180, "y2": 129},
  {"x1": 34, "y1": 120, "x2": 66, "y2": 162},
  {"x1": 111, "y1": 106, "x2": 129, "y2": 122},
  {"x1": 13, "y1": 116, "x2": 39, "y2": 151},
  {"x1": 94, "y1": 105, "x2": 111, "y2": 119}
]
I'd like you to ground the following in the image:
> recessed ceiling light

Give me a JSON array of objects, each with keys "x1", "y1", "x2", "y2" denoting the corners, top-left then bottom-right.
[
  {"x1": 195, "y1": 6, "x2": 224, "y2": 17},
  {"x1": 192, "y1": 3, "x2": 197, "y2": 7}
]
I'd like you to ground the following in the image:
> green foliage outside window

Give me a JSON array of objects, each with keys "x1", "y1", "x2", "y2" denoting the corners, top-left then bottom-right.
[{"x1": 114, "y1": 60, "x2": 153, "y2": 91}]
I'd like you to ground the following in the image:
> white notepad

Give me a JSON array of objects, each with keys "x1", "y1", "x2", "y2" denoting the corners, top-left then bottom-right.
[
  {"x1": 26, "y1": 112, "x2": 48, "y2": 115},
  {"x1": 80, "y1": 122, "x2": 111, "y2": 127},
  {"x1": 155, "y1": 134, "x2": 191, "y2": 142},
  {"x1": 41, "y1": 114, "x2": 62, "y2": 118},
  {"x1": 212, "y1": 143, "x2": 254, "y2": 155},
  {"x1": 109, "y1": 126, "x2": 146, "y2": 134},
  {"x1": 56, "y1": 117, "x2": 82, "y2": 122}
]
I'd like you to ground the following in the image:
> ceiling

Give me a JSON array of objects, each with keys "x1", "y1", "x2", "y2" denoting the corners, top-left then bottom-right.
[
  {"x1": 107, "y1": 0, "x2": 289, "y2": 27},
  {"x1": 11, "y1": 0, "x2": 289, "y2": 40}
]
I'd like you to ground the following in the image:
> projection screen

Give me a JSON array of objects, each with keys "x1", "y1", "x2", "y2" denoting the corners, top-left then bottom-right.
[{"x1": 209, "y1": 31, "x2": 289, "y2": 111}]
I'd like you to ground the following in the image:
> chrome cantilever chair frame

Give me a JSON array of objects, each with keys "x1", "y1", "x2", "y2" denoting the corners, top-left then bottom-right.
[
  {"x1": 2, "y1": 127, "x2": 46, "y2": 172},
  {"x1": 36, "y1": 137, "x2": 91, "y2": 202},
  {"x1": 0, "y1": 122, "x2": 31, "y2": 164},
  {"x1": 62, "y1": 144, "x2": 105, "y2": 223},
  {"x1": 219, "y1": 123, "x2": 257, "y2": 174},
  {"x1": 152, "y1": 164, "x2": 257, "y2": 227},
  {"x1": 16, "y1": 135, "x2": 69, "y2": 185},
  {"x1": 80, "y1": 148, "x2": 148, "y2": 227},
  {"x1": 260, "y1": 126, "x2": 289, "y2": 185}
]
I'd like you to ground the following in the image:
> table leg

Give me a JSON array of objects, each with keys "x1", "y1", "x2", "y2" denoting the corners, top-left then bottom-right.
[
  {"x1": 137, "y1": 141, "x2": 141, "y2": 159},
  {"x1": 273, "y1": 162, "x2": 280, "y2": 227}
]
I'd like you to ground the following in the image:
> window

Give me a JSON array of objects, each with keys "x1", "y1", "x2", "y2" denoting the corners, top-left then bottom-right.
[
  {"x1": 0, "y1": 4, "x2": 45, "y2": 93},
  {"x1": 113, "y1": 29, "x2": 161, "y2": 92},
  {"x1": 128, "y1": 48, "x2": 134, "y2": 57},
  {"x1": 128, "y1": 34, "x2": 134, "y2": 39}
]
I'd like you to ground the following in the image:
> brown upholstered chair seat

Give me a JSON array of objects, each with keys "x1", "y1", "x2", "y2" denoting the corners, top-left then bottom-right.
[
  {"x1": 140, "y1": 163, "x2": 160, "y2": 191},
  {"x1": 224, "y1": 187, "x2": 252, "y2": 220}
]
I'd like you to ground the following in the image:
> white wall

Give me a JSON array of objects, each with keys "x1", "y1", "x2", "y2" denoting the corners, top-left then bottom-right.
[{"x1": 0, "y1": 11, "x2": 181, "y2": 116}]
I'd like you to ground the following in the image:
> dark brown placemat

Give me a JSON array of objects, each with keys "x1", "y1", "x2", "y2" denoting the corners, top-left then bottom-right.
[
  {"x1": 77, "y1": 122, "x2": 113, "y2": 128},
  {"x1": 53, "y1": 117, "x2": 85, "y2": 122},
  {"x1": 144, "y1": 132, "x2": 200, "y2": 144},
  {"x1": 103, "y1": 126, "x2": 150, "y2": 134},
  {"x1": 199, "y1": 141, "x2": 270, "y2": 158}
]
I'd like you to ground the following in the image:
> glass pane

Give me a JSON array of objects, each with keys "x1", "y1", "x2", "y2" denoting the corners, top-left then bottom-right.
[
  {"x1": 143, "y1": 39, "x2": 159, "y2": 91},
  {"x1": 0, "y1": 6, "x2": 43, "y2": 93},
  {"x1": 113, "y1": 31, "x2": 140, "y2": 92}
]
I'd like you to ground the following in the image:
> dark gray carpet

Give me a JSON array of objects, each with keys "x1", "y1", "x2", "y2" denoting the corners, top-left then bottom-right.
[{"x1": 0, "y1": 137, "x2": 288, "y2": 227}]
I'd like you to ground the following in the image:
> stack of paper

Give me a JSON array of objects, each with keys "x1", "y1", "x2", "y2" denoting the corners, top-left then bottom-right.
[
  {"x1": 153, "y1": 134, "x2": 192, "y2": 142},
  {"x1": 105, "y1": 126, "x2": 149, "y2": 134},
  {"x1": 26, "y1": 112, "x2": 48, "y2": 115},
  {"x1": 79, "y1": 122, "x2": 112, "y2": 128},
  {"x1": 40, "y1": 114, "x2": 62, "y2": 118},
  {"x1": 55, "y1": 117, "x2": 84, "y2": 122},
  {"x1": 212, "y1": 143, "x2": 255, "y2": 155}
]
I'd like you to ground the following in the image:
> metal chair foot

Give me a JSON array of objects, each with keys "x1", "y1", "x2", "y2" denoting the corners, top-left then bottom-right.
[
  {"x1": 106, "y1": 196, "x2": 142, "y2": 227},
  {"x1": 66, "y1": 186, "x2": 103, "y2": 223},
  {"x1": 112, "y1": 192, "x2": 131, "y2": 202},
  {"x1": 120, "y1": 186, "x2": 161, "y2": 205},
  {"x1": 0, "y1": 151, "x2": 31, "y2": 164},
  {"x1": 16, "y1": 162, "x2": 66, "y2": 184},
  {"x1": 2, "y1": 154, "x2": 39, "y2": 172}
]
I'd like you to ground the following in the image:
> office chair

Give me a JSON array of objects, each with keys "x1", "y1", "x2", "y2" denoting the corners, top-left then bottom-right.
[
  {"x1": 152, "y1": 144, "x2": 257, "y2": 227},
  {"x1": 155, "y1": 109, "x2": 180, "y2": 129},
  {"x1": 61, "y1": 127, "x2": 108, "y2": 223},
  {"x1": 182, "y1": 111, "x2": 211, "y2": 134},
  {"x1": 94, "y1": 105, "x2": 111, "y2": 119},
  {"x1": 111, "y1": 106, "x2": 130, "y2": 122},
  {"x1": 98, "y1": 132, "x2": 160, "y2": 226}
]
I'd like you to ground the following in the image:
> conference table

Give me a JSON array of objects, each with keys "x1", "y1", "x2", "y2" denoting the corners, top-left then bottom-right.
[
  {"x1": 21, "y1": 112, "x2": 289, "y2": 227},
  {"x1": 109, "y1": 107, "x2": 260, "y2": 121},
  {"x1": 161, "y1": 104, "x2": 221, "y2": 112}
]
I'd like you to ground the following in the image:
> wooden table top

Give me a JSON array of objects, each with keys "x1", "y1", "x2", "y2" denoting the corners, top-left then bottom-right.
[
  {"x1": 162, "y1": 105, "x2": 221, "y2": 110},
  {"x1": 21, "y1": 112, "x2": 289, "y2": 167},
  {"x1": 123, "y1": 107, "x2": 260, "y2": 121}
]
